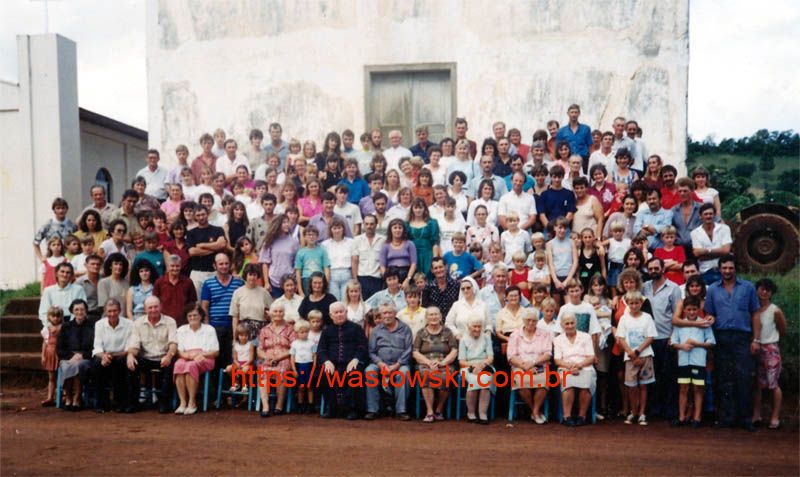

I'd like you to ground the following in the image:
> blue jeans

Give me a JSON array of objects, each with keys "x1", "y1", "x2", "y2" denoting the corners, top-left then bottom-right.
[
  {"x1": 329, "y1": 268, "x2": 352, "y2": 301},
  {"x1": 714, "y1": 330, "x2": 755, "y2": 425},
  {"x1": 366, "y1": 364, "x2": 410, "y2": 414}
]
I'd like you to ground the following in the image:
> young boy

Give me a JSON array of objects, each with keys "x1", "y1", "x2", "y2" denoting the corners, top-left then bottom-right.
[
  {"x1": 546, "y1": 216, "x2": 577, "y2": 305},
  {"x1": 500, "y1": 212, "x2": 532, "y2": 265},
  {"x1": 71, "y1": 236, "x2": 95, "y2": 277},
  {"x1": 334, "y1": 185, "x2": 363, "y2": 235},
  {"x1": 536, "y1": 297, "x2": 560, "y2": 338},
  {"x1": 615, "y1": 290, "x2": 657, "y2": 426},
  {"x1": 601, "y1": 220, "x2": 630, "y2": 294},
  {"x1": 290, "y1": 319, "x2": 317, "y2": 414},
  {"x1": 530, "y1": 283, "x2": 549, "y2": 311},
  {"x1": 294, "y1": 226, "x2": 330, "y2": 295},
  {"x1": 443, "y1": 232, "x2": 483, "y2": 281},
  {"x1": 307, "y1": 310, "x2": 324, "y2": 346},
  {"x1": 509, "y1": 251, "x2": 531, "y2": 299},
  {"x1": 133, "y1": 232, "x2": 166, "y2": 277},
  {"x1": 527, "y1": 250, "x2": 551, "y2": 289},
  {"x1": 63, "y1": 234, "x2": 80, "y2": 261},
  {"x1": 654, "y1": 225, "x2": 686, "y2": 285},
  {"x1": 168, "y1": 144, "x2": 190, "y2": 186},
  {"x1": 670, "y1": 296, "x2": 715, "y2": 427},
  {"x1": 752, "y1": 278, "x2": 787, "y2": 429},
  {"x1": 482, "y1": 243, "x2": 505, "y2": 286}
]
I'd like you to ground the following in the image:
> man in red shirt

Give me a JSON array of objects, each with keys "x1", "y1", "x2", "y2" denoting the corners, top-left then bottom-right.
[
  {"x1": 660, "y1": 165, "x2": 701, "y2": 209},
  {"x1": 153, "y1": 255, "x2": 197, "y2": 326}
]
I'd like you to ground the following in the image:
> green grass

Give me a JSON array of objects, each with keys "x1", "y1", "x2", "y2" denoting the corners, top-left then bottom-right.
[
  {"x1": 742, "y1": 266, "x2": 799, "y2": 391},
  {"x1": 0, "y1": 282, "x2": 40, "y2": 316},
  {"x1": 690, "y1": 154, "x2": 796, "y2": 195}
]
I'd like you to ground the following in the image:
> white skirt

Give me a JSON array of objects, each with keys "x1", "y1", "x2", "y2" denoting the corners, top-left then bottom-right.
[{"x1": 560, "y1": 367, "x2": 597, "y2": 395}]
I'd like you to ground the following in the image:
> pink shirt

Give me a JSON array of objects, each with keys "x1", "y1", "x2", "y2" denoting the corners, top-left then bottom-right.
[
  {"x1": 507, "y1": 328, "x2": 553, "y2": 363},
  {"x1": 553, "y1": 331, "x2": 594, "y2": 371},
  {"x1": 298, "y1": 196, "x2": 323, "y2": 218},
  {"x1": 160, "y1": 199, "x2": 183, "y2": 218}
]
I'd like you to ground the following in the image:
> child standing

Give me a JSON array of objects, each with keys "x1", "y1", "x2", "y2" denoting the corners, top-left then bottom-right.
[
  {"x1": 526, "y1": 250, "x2": 551, "y2": 289},
  {"x1": 132, "y1": 232, "x2": 166, "y2": 278},
  {"x1": 228, "y1": 324, "x2": 254, "y2": 393},
  {"x1": 536, "y1": 297, "x2": 560, "y2": 338},
  {"x1": 752, "y1": 279, "x2": 787, "y2": 429},
  {"x1": 524, "y1": 232, "x2": 546, "y2": 267},
  {"x1": 64, "y1": 235, "x2": 80, "y2": 261},
  {"x1": 307, "y1": 311, "x2": 324, "y2": 346},
  {"x1": 40, "y1": 306, "x2": 63, "y2": 406},
  {"x1": 500, "y1": 213, "x2": 531, "y2": 265},
  {"x1": 585, "y1": 275, "x2": 613, "y2": 419},
  {"x1": 615, "y1": 291, "x2": 657, "y2": 426},
  {"x1": 290, "y1": 319, "x2": 317, "y2": 413},
  {"x1": 509, "y1": 251, "x2": 531, "y2": 300},
  {"x1": 294, "y1": 226, "x2": 330, "y2": 295},
  {"x1": 576, "y1": 227, "x2": 606, "y2": 292},
  {"x1": 71, "y1": 236, "x2": 95, "y2": 278},
  {"x1": 654, "y1": 225, "x2": 686, "y2": 285},
  {"x1": 40, "y1": 237, "x2": 67, "y2": 292},
  {"x1": 545, "y1": 217, "x2": 578, "y2": 305},
  {"x1": 602, "y1": 221, "x2": 631, "y2": 294},
  {"x1": 670, "y1": 296, "x2": 715, "y2": 427},
  {"x1": 443, "y1": 232, "x2": 483, "y2": 281},
  {"x1": 482, "y1": 243, "x2": 505, "y2": 286}
]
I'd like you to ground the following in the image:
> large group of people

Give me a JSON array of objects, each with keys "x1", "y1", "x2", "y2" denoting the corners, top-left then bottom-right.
[{"x1": 33, "y1": 106, "x2": 786, "y2": 430}]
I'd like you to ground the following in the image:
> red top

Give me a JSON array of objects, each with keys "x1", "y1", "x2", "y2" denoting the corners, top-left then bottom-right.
[
  {"x1": 660, "y1": 186, "x2": 702, "y2": 210},
  {"x1": 510, "y1": 268, "x2": 531, "y2": 299},
  {"x1": 654, "y1": 246, "x2": 687, "y2": 285}
]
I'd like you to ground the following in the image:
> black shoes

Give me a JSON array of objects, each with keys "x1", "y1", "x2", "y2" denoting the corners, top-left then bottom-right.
[{"x1": 363, "y1": 412, "x2": 376, "y2": 420}]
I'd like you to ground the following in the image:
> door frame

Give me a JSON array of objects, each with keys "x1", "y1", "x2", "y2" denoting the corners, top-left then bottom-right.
[{"x1": 364, "y1": 62, "x2": 458, "y2": 139}]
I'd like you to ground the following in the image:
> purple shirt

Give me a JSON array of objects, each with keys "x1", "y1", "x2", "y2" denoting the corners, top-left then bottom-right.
[
  {"x1": 259, "y1": 234, "x2": 300, "y2": 288},
  {"x1": 379, "y1": 241, "x2": 418, "y2": 268}
]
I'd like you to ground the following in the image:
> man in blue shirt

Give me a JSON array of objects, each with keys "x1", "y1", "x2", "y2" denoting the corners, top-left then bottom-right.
[
  {"x1": 538, "y1": 165, "x2": 577, "y2": 230},
  {"x1": 443, "y1": 233, "x2": 483, "y2": 280},
  {"x1": 555, "y1": 104, "x2": 593, "y2": 166},
  {"x1": 634, "y1": 188, "x2": 674, "y2": 251},
  {"x1": 263, "y1": 122, "x2": 288, "y2": 171},
  {"x1": 409, "y1": 126, "x2": 437, "y2": 163},
  {"x1": 200, "y1": 253, "x2": 244, "y2": 370},
  {"x1": 704, "y1": 255, "x2": 761, "y2": 430},
  {"x1": 504, "y1": 155, "x2": 535, "y2": 193}
]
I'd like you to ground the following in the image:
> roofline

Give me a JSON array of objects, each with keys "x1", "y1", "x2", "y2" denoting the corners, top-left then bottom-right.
[{"x1": 79, "y1": 107, "x2": 148, "y2": 142}]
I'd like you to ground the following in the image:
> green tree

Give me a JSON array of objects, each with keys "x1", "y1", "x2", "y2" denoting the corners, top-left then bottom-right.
[
  {"x1": 777, "y1": 169, "x2": 800, "y2": 194},
  {"x1": 759, "y1": 152, "x2": 775, "y2": 171}
]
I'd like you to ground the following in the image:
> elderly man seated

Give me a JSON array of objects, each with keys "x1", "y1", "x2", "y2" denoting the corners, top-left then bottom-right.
[
  {"x1": 364, "y1": 302, "x2": 414, "y2": 421},
  {"x1": 91, "y1": 299, "x2": 134, "y2": 413},
  {"x1": 317, "y1": 302, "x2": 368, "y2": 420},
  {"x1": 126, "y1": 296, "x2": 178, "y2": 413}
]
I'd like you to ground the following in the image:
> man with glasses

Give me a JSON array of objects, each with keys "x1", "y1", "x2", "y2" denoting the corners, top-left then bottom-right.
[{"x1": 109, "y1": 189, "x2": 143, "y2": 242}]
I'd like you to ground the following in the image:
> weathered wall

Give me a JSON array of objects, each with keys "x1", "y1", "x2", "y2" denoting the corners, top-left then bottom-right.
[{"x1": 147, "y1": 0, "x2": 688, "y2": 170}]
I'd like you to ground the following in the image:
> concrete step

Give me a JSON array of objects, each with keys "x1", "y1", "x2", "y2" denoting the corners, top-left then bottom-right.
[
  {"x1": 0, "y1": 352, "x2": 42, "y2": 371},
  {"x1": 4, "y1": 297, "x2": 40, "y2": 315},
  {"x1": 0, "y1": 315, "x2": 41, "y2": 334},
  {"x1": 0, "y1": 333, "x2": 43, "y2": 353}
]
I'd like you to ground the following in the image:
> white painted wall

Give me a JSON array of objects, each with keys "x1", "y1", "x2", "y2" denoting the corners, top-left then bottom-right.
[{"x1": 147, "y1": 0, "x2": 688, "y2": 171}]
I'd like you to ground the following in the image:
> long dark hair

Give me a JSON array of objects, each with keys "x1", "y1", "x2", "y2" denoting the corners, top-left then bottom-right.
[
  {"x1": 227, "y1": 200, "x2": 250, "y2": 228},
  {"x1": 130, "y1": 259, "x2": 158, "y2": 286},
  {"x1": 78, "y1": 209, "x2": 102, "y2": 233},
  {"x1": 262, "y1": 213, "x2": 289, "y2": 252},
  {"x1": 408, "y1": 197, "x2": 430, "y2": 222},
  {"x1": 321, "y1": 131, "x2": 342, "y2": 158}
]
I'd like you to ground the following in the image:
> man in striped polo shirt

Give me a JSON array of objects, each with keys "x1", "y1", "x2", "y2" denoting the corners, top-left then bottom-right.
[{"x1": 200, "y1": 253, "x2": 244, "y2": 370}]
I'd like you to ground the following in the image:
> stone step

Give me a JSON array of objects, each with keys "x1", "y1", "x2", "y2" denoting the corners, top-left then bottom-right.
[
  {"x1": 0, "y1": 352, "x2": 42, "y2": 371},
  {"x1": 0, "y1": 333, "x2": 43, "y2": 353},
  {"x1": 0, "y1": 315, "x2": 41, "y2": 334},
  {"x1": 4, "y1": 297, "x2": 40, "y2": 315}
]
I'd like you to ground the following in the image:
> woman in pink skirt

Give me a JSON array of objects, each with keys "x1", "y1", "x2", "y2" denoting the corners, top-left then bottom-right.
[
  {"x1": 174, "y1": 305, "x2": 219, "y2": 415},
  {"x1": 257, "y1": 302, "x2": 296, "y2": 417}
]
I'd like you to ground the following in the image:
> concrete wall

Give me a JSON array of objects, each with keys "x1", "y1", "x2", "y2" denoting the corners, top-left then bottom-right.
[{"x1": 147, "y1": 0, "x2": 689, "y2": 170}]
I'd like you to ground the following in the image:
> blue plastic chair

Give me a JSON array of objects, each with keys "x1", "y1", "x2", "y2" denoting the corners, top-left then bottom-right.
[
  {"x1": 453, "y1": 372, "x2": 496, "y2": 421},
  {"x1": 507, "y1": 388, "x2": 550, "y2": 422},
  {"x1": 54, "y1": 366, "x2": 90, "y2": 409},
  {"x1": 141, "y1": 369, "x2": 210, "y2": 412},
  {"x1": 414, "y1": 383, "x2": 453, "y2": 419},
  {"x1": 217, "y1": 369, "x2": 255, "y2": 411},
  {"x1": 555, "y1": 387, "x2": 597, "y2": 424},
  {"x1": 253, "y1": 377, "x2": 293, "y2": 413}
]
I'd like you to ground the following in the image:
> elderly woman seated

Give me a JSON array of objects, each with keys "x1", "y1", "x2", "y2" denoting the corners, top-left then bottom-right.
[
  {"x1": 257, "y1": 302, "x2": 296, "y2": 417},
  {"x1": 56, "y1": 299, "x2": 95, "y2": 411},
  {"x1": 173, "y1": 304, "x2": 219, "y2": 415},
  {"x1": 458, "y1": 317, "x2": 495, "y2": 424},
  {"x1": 412, "y1": 307, "x2": 458, "y2": 423},
  {"x1": 553, "y1": 312, "x2": 597, "y2": 426},
  {"x1": 507, "y1": 312, "x2": 553, "y2": 424}
]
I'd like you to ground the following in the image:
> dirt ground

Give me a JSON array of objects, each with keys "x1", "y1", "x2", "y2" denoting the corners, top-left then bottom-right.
[{"x1": 1, "y1": 386, "x2": 798, "y2": 476}]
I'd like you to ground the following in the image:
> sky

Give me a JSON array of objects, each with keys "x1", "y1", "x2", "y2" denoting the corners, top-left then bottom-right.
[{"x1": 1, "y1": 0, "x2": 798, "y2": 141}]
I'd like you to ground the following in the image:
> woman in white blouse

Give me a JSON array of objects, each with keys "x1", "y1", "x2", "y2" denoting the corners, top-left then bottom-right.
[
  {"x1": 553, "y1": 312, "x2": 597, "y2": 426},
  {"x1": 445, "y1": 277, "x2": 491, "y2": 340},
  {"x1": 466, "y1": 179, "x2": 499, "y2": 227},
  {"x1": 273, "y1": 275, "x2": 303, "y2": 323},
  {"x1": 173, "y1": 305, "x2": 219, "y2": 415},
  {"x1": 321, "y1": 217, "x2": 354, "y2": 301},
  {"x1": 344, "y1": 280, "x2": 367, "y2": 326}
]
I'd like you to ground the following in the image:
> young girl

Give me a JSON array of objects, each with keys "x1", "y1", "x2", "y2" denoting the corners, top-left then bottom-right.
[
  {"x1": 752, "y1": 278, "x2": 787, "y2": 430},
  {"x1": 510, "y1": 251, "x2": 532, "y2": 300},
  {"x1": 466, "y1": 205, "x2": 500, "y2": 254},
  {"x1": 228, "y1": 324, "x2": 254, "y2": 393},
  {"x1": 63, "y1": 235, "x2": 80, "y2": 261},
  {"x1": 322, "y1": 219, "x2": 355, "y2": 301},
  {"x1": 536, "y1": 297, "x2": 560, "y2": 338},
  {"x1": 231, "y1": 180, "x2": 253, "y2": 207},
  {"x1": 500, "y1": 213, "x2": 532, "y2": 265},
  {"x1": 602, "y1": 221, "x2": 631, "y2": 295},
  {"x1": 526, "y1": 250, "x2": 551, "y2": 289},
  {"x1": 413, "y1": 168, "x2": 435, "y2": 205},
  {"x1": 362, "y1": 308, "x2": 382, "y2": 340},
  {"x1": 654, "y1": 226, "x2": 686, "y2": 285},
  {"x1": 232, "y1": 237, "x2": 259, "y2": 280},
  {"x1": 41, "y1": 236, "x2": 67, "y2": 292},
  {"x1": 577, "y1": 228, "x2": 606, "y2": 292},
  {"x1": 585, "y1": 275, "x2": 613, "y2": 419},
  {"x1": 344, "y1": 280, "x2": 367, "y2": 326},
  {"x1": 290, "y1": 319, "x2": 317, "y2": 413},
  {"x1": 40, "y1": 306, "x2": 63, "y2": 406},
  {"x1": 275, "y1": 182, "x2": 299, "y2": 215}
]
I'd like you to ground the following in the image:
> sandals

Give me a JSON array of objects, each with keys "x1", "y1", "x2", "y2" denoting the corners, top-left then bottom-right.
[
  {"x1": 768, "y1": 420, "x2": 781, "y2": 430},
  {"x1": 423, "y1": 414, "x2": 435, "y2": 423},
  {"x1": 433, "y1": 412, "x2": 445, "y2": 421}
]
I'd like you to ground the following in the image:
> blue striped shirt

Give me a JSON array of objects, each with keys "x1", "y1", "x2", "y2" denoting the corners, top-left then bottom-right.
[{"x1": 200, "y1": 275, "x2": 244, "y2": 327}]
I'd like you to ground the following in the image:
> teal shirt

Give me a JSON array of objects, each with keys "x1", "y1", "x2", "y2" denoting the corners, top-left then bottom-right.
[{"x1": 294, "y1": 246, "x2": 330, "y2": 278}]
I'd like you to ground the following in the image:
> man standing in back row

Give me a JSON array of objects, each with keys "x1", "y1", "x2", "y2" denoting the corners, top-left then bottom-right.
[{"x1": 556, "y1": 104, "x2": 593, "y2": 172}]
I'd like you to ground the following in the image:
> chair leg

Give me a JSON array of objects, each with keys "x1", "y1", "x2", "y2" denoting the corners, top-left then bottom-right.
[
  {"x1": 216, "y1": 371, "x2": 224, "y2": 409},
  {"x1": 203, "y1": 372, "x2": 210, "y2": 412},
  {"x1": 55, "y1": 367, "x2": 62, "y2": 408},
  {"x1": 544, "y1": 392, "x2": 549, "y2": 419},
  {"x1": 319, "y1": 395, "x2": 325, "y2": 416},
  {"x1": 490, "y1": 392, "x2": 496, "y2": 421},
  {"x1": 591, "y1": 392, "x2": 597, "y2": 424},
  {"x1": 508, "y1": 390, "x2": 516, "y2": 422},
  {"x1": 286, "y1": 387, "x2": 293, "y2": 413}
]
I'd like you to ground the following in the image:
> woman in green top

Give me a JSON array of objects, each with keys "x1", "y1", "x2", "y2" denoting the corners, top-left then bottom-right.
[{"x1": 406, "y1": 197, "x2": 440, "y2": 279}]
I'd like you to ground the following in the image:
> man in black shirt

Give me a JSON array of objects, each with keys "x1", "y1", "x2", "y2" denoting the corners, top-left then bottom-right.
[
  {"x1": 422, "y1": 257, "x2": 460, "y2": 318},
  {"x1": 185, "y1": 205, "x2": 227, "y2": 295}
]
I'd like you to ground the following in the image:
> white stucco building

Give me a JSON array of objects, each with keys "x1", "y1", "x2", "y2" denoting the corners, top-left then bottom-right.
[{"x1": 147, "y1": 0, "x2": 689, "y2": 169}]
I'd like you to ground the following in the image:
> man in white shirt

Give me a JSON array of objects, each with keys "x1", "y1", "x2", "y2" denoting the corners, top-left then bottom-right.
[
  {"x1": 351, "y1": 215, "x2": 386, "y2": 300},
  {"x1": 92, "y1": 298, "x2": 134, "y2": 412},
  {"x1": 135, "y1": 149, "x2": 169, "y2": 200},
  {"x1": 382, "y1": 130, "x2": 412, "y2": 172},
  {"x1": 690, "y1": 203, "x2": 732, "y2": 285},
  {"x1": 611, "y1": 117, "x2": 636, "y2": 159},
  {"x1": 588, "y1": 131, "x2": 615, "y2": 173},
  {"x1": 626, "y1": 120, "x2": 648, "y2": 174},
  {"x1": 334, "y1": 185, "x2": 363, "y2": 235},
  {"x1": 215, "y1": 139, "x2": 250, "y2": 184},
  {"x1": 498, "y1": 172, "x2": 537, "y2": 231}
]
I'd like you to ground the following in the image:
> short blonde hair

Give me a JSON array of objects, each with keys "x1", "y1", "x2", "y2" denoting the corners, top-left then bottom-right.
[
  {"x1": 624, "y1": 290, "x2": 644, "y2": 303},
  {"x1": 307, "y1": 310, "x2": 323, "y2": 322},
  {"x1": 610, "y1": 221, "x2": 626, "y2": 233},
  {"x1": 512, "y1": 250, "x2": 527, "y2": 262},
  {"x1": 541, "y1": 297, "x2": 557, "y2": 310},
  {"x1": 294, "y1": 319, "x2": 311, "y2": 332}
]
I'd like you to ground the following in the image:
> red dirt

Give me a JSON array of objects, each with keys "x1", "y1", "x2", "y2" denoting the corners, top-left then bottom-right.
[{"x1": 1, "y1": 387, "x2": 798, "y2": 476}]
